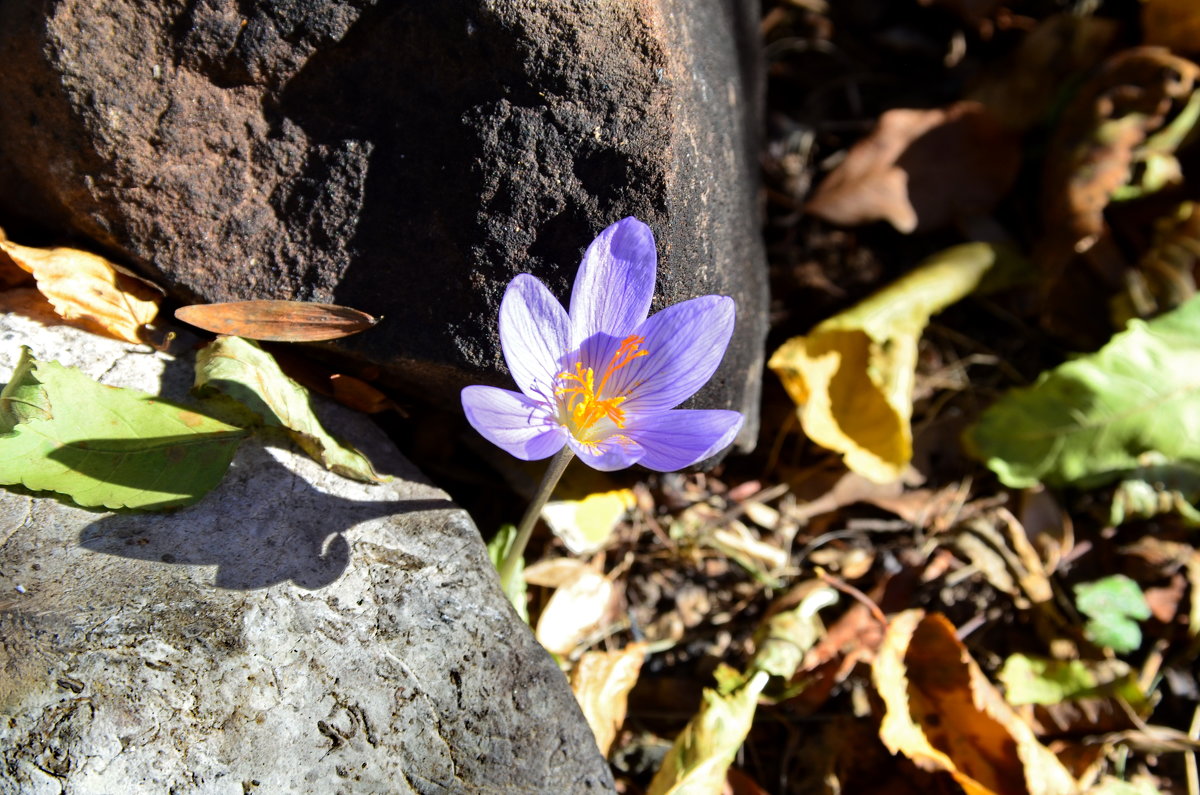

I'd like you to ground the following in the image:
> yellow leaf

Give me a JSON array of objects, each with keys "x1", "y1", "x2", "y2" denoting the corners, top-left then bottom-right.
[
  {"x1": 648, "y1": 670, "x2": 769, "y2": 795},
  {"x1": 569, "y1": 642, "x2": 647, "y2": 757},
  {"x1": 873, "y1": 611, "x2": 1078, "y2": 795},
  {"x1": 649, "y1": 585, "x2": 838, "y2": 795},
  {"x1": 768, "y1": 243, "x2": 1001, "y2": 482},
  {"x1": 0, "y1": 239, "x2": 159, "y2": 344},
  {"x1": 541, "y1": 488, "x2": 636, "y2": 555}
]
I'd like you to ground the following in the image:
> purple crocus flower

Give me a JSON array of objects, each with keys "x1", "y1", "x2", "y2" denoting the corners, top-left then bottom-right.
[{"x1": 461, "y1": 217, "x2": 743, "y2": 472}]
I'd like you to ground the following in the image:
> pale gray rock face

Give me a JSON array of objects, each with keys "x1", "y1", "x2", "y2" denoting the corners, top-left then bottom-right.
[
  {"x1": 0, "y1": 315, "x2": 614, "y2": 793},
  {"x1": 0, "y1": 0, "x2": 766, "y2": 450}
]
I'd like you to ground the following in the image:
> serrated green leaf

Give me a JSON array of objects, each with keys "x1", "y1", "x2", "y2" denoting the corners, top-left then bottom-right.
[
  {"x1": 965, "y1": 295, "x2": 1200, "y2": 489},
  {"x1": 0, "y1": 347, "x2": 52, "y2": 432},
  {"x1": 194, "y1": 336, "x2": 387, "y2": 483},
  {"x1": 1075, "y1": 575, "x2": 1150, "y2": 654},
  {"x1": 0, "y1": 352, "x2": 247, "y2": 510}
]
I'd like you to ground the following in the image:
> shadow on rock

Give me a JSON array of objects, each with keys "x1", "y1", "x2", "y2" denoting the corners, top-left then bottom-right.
[{"x1": 77, "y1": 441, "x2": 454, "y2": 590}]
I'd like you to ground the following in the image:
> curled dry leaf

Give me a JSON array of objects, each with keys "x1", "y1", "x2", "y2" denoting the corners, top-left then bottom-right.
[
  {"x1": 1038, "y1": 48, "x2": 1200, "y2": 339},
  {"x1": 873, "y1": 611, "x2": 1077, "y2": 795},
  {"x1": 1043, "y1": 47, "x2": 1200, "y2": 249},
  {"x1": 805, "y1": 101, "x2": 1020, "y2": 234},
  {"x1": 0, "y1": 238, "x2": 159, "y2": 344},
  {"x1": 1111, "y1": 201, "x2": 1200, "y2": 327},
  {"x1": 176, "y1": 300, "x2": 380, "y2": 342},
  {"x1": 534, "y1": 568, "x2": 616, "y2": 657},
  {"x1": 769, "y1": 243, "x2": 1002, "y2": 483},
  {"x1": 569, "y1": 642, "x2": 647, "y2": 757}
]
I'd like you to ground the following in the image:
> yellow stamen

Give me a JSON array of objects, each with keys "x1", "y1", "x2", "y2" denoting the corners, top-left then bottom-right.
[{"x1": 555, "y1": 335, "x2": 648, "y2": 435}]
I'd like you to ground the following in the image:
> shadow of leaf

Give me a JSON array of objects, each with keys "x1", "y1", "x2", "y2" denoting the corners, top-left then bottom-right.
[{"x1": 77, "y1": 440, "x2": 454, "y2": 590}]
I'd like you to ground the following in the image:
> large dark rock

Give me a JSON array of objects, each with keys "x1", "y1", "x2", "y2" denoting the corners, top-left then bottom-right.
[
  {"x1": 0, "y1": 0, "x2": 766, "y2": 448},
  {"x1": 0, "y1": 314, "x2": 614, "y2": 793}
]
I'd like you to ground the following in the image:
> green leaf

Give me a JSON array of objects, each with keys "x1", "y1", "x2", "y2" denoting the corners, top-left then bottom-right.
[
  {"x1": 0, "y1": 347, "x2": 52, "y2": 432},
  {"x1": 998, "y1": 654, "x2": 1147, "y2": 708},
  {"x1": 1074, "y1": 575, "x2": 1151, "y2": 654},
  {"x1": 487, "y1": 524, "x2": 528, "y2": 623},
  {"x1": 965, "y1": 295, "x2": 1200, "y2": 489},
  {"x1": 0, "y1": 349, "x2": 247, "y2": 510},
  {"x1": 194, "y1": 336, "x2": 387, "y2": 483}
]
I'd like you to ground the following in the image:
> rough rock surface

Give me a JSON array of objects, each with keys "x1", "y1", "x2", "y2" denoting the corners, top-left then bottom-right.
[
  {"x1": 0, "y1": 0, "x2": 766, "y2": 449},
  {"x1": 0, "y1": 315, "x2": 614, "y2": 793}
]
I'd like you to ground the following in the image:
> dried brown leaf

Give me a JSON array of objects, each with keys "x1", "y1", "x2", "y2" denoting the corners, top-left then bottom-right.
[
  {"x1": 175, "y1": 300, "x2": 379, "y2": 342},
  {"x1": 569, "y1": 642, "x2": 647, "y2": 757},
  {"x1": 873, "y1": 611, "x2": 1078, "y2": 795},
  {"x1": 328, "y1": 373, "x2": 396, "y2": 414},
  {"x1": 1111, "y1": 201, "x2": 1200, "y2": 326},
  {"x1": 0, "y1": 238, "x2": 159, "y2": 344},
  {"x1": 1038, "y1": 48, "x2": 1200, "y2": 339},
  {"x1": 534, "y1": 569, "x2": 615, "y2": 657},
  {"x1": 806, "y1": 101, "x2": 1020, "y2": 233}
]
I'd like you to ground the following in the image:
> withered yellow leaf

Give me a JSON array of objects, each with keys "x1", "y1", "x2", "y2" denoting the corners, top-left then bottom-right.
[
  {"x1": 768, "y1": 243, "x2": 1003, "y2": 483},
  {"x1": 648, "y1": 670, "x2": 769, "y2": 795},
  {"x1": 569, "y1": 642, "x2": 647, "y2": 757},
  {"x1": 0, "y1": 238, "x2": 159, "y2": 344},
  {"x1": 649, "y1": 585, "x2": 838, "y2": 795},
  {"x1": 873, "y1": 611, "x2": 1077, "y2": 795}
]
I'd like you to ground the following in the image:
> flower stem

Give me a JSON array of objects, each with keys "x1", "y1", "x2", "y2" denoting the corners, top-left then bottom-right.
[{"x1": 498, "y1": 446, "x2": 575, "y2": 595}]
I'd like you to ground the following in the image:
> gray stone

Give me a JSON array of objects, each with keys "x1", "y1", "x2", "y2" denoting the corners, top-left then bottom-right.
[
  {"x1": 0, "y1": 0, "x2": 766, "y2": 450},
  {"x1": 0, "y1": 315, "x2": 614, "y2": 793}
]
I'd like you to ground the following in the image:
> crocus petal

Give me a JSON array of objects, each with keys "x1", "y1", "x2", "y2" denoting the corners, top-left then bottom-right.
[
  {"x1": 499, "y1": 274, "x2": 571, "y2": 399},
  {"x1": 566, "y1": 435, "x2": 645, "y2": 472},
  {"x1": 569, "y1": 217, "x2": 657, "y2": 343},
  {"x1": 608, "y1": 295, "x2": 735, "y2": 413},
  {"x1": 622, "y1": 409, "x2": 743, "y2": 472},
  {"x1": 461, "y1": 385, "x2": 565, "y2": 460}
]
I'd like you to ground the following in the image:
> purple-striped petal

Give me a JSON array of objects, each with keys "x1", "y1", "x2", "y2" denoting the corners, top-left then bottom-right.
[
  {"x1": 606, "y1": 295, "x2": 735, "y2": 413},
  {"x1": 499, "y1": 274, "x2": 571, "y2": 399},
  {"x1": 622, "y1": 409, "x2": 743, "y2": 472},
  {"x1": 461, "y1": 385, "x2": 565, "y2": 460},
  {"x1": 569, "y1": 217, "x2": 657, "y2": 343},
  {"x1": 566, "y1": 435, "x2": 645, "y2": 472}
]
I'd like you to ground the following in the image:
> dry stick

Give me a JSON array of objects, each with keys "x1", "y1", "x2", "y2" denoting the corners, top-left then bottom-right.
[{"x1": 498, "y1": 446, "x2": 575, "y2": 592}]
